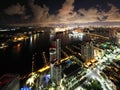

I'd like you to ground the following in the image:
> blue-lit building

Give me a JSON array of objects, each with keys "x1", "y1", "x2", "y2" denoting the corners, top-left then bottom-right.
[{"x1": 21, "y1": 86, "x2": 31, "y2": 90}]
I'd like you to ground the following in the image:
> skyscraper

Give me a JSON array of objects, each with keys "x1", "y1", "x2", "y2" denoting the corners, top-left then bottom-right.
[
  {"x1": 56, "y1": 39, "x2": 61, "y2": 64},
  {"x1": 116, "y1": 31, "x2": 120, "y2": 46},
  {"x1": 54, "y1": 64, "x2": 62, "y2": 85},
  {"x1": 49, "y1": 39, "x2": 62, "y2": 85},
  {"x1": 81, "y1": 41, "x2": 94, "y2": 61},
  {"x1": 89, "y1": 41, "x2": 94, "y2": 59}
]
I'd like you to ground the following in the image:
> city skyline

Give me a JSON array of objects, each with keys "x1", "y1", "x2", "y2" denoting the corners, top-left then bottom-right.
[
  {"x1": 0, "y1": 0, "x2": 120, "y2": 89},
  {"x1": 0, "y1": 25, "x2": 120, "y2": 89}
]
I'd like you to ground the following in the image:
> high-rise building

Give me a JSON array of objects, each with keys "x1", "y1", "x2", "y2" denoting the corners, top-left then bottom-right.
[
  {"x1": 56, "y1": 39, "x2": 61, "y2": 64},
  {"x1": 0, "y1": 74, "x2": 20, "y2": 90},
  {"x1": 81, "y1": 43, "x2": 89, "y2": 61},
  {"x1": 116, "y1": 31, "x2": 120, "y2": 46},
  {"x1": 49, "y1": 45, "x2": 56, "y2": 84},
  {"x1": 49, "y1": 39, "x2": 62, "y2": 85},
  {"x1": 89, "y1": 41, "x2": 94, "y2": 59},
  {"x1": 50, "y1": 63, "x2": 54, "y2": 83},
  {"x1": 54, "y1": 39, "x2": 62, "y2": 85},
  {"x1": 109, "y1": 29, "x2": 116, "y2": 38},
  {"x1": 49, "y1": 48, "x2": 57, "y2": 62},
  {"x1": 54, "y1": 64, "x2": 62, "y2": 85},
  {"x1": 109, "y1": 29, "x2": 117, "y2": 44},
  {"x1": 49, "y1": 39, "x2": 61, "y2": 63},
  {"x1": 81, "y1": 41, "x2": 94, "y2": 61}
]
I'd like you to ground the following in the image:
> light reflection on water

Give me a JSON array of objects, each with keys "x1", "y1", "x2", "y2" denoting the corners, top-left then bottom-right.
[
  {"x1": 0, "y1": 30, "x2": 83, "y2": 76},
  {"x1": 30, "y1": 35, "x2": 33, "y2": 47}
]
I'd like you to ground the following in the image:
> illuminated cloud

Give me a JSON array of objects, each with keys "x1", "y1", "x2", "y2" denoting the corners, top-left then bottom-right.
[
  {"x1": 46, "y1": 0, "x2": 120, "y2": 24},
  {"x1": 55, "y1": 3, "x2": 120, "y2": 24},
  {"x1": 106, "y1": 4, "x2": 120, "y2": 22},
  {"x1": 30, "y1": 3, "x2": 49, "y2": 22},
  {"x1": 48, "y1": 0, "x2": 76, "y2": 24},
  {"x1": 29, "y1": 0, "x2": 76, "y2": 24},
  {"x1": 4, "y1": 3, "x2": 25, "y2": 15},
  {"x1": 3, "y1": 0, "x2": 120, "y2": 25},
  {"x1": 77, "y1": 8, "x2": 99, "y2": 22},
  {"x1": 58, "y1": 0, "x2": 76, "y2": 19},
  {"x1": 28, "y1": 0, "x2": 55, "y2": 24}
]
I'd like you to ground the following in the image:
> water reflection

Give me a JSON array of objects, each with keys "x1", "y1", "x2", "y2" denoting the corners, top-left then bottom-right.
[
  {"x1": 30, "y1": 35, "x2": 33, "y2": 48},
  {"x1": 30, "y1": 34, "x2": 38, "y2": 49},
  {"x1": 0, "y1": 30, "x2": 81, "y2": 75},
  {"x1": 12, "y1": 43, "x2": 21, "y2": 53},
  {"x1": 16, "y1": 43, "x2": 21, "y2": 52},
  {"x1": 33, "y1": 34, "x2": 37, "y2": 45}
]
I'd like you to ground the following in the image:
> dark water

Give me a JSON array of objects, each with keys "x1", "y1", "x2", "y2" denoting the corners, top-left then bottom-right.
[
  {"x1": 0, "y1": 29, "x2": 81, "y2": 76},
  {"x1": 0, "y1": 30, "x2": 50, "y2": 76}
]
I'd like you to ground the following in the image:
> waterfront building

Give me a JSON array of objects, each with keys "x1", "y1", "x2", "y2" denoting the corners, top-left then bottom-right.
[
  {"x1": 49, "y1": 46, "x2": 56, "y2": 85},
  {"x1": 54, "y1": 64, "x2": 62, "y2": 85},
  {"x1": 49, "y1": 39, "x2": 62, "y2": 86},
  {"x1": 56, "y1": 39, "x2": 61, "y2": 64},
  {"x1": 81, "y1": 41, "x2": 94, "y2": 61}
]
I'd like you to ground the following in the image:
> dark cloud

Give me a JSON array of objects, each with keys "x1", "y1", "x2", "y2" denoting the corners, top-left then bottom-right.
[
  {"x1": 4, "y1": 3, "x2": 25, "y2": 15},
  {"x1": 2, "y1": 0, "x2": 120, "y2": 25},
  {"x1": 106, "y1": 4, "x2": 120, "y2": 22},
  {"x1": 28, "y1": 0, "x2": 120, "y2": 24}
]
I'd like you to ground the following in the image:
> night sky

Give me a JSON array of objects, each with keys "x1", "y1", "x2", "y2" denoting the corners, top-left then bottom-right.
[{"x1": 0, "y1": 0, "x2": 120, "y2": 25}]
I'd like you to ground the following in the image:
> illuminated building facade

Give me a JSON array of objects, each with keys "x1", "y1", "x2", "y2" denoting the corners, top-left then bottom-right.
[
  {"x1": 50, "y1": 63, "x2": 54, "y2": 83},
  {"x1": 49, "y1": 45, "x2": 56, "y2": 84},
  {"x1": 62, "y1": 64, "x2": 82, "y2": 89},
  {"x1": 109, "y1": 29, "x2": 117, "y2": 44},
  {"x1": 51, "y1": 64, "x2": 62, "y2": 85},
  {"x1": 116, "y1": 31, "x2": 120, "y2": 46},
  {"x1": 89, "y1": 41, "x2": 94, "y2": 59},
  {"x1": 109, "y1": 29, "x2": 116, "y2": 38},
  {"x1": 49, "y1": 39, "x2": 62, "y2": 85},
  {"x1": 56, "y1": 39, "x2": 61, "y2": 64},
  {"x1": 81, "y1": 41, "x2": 94, "y2": 61}
]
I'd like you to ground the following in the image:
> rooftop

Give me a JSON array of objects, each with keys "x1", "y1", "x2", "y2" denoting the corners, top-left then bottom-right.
[
  {"x1": 63, "y1": 63, "x2": 81, "y2": 77},
  {"x1": 0, "y1": 74, "x2": 19, "y2": 89}
]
